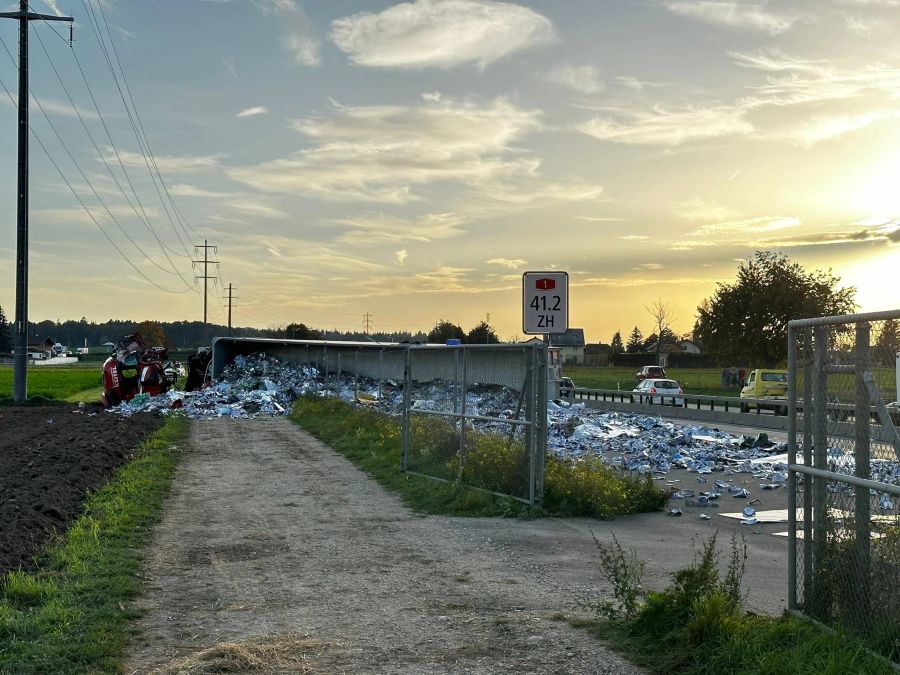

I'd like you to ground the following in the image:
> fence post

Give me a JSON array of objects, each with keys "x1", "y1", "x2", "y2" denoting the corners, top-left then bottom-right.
[
  {"x1": 802, "y1": 335, "x2": 813, "y2": 605},
  {"x1": 810, "y1": 326, "x2": 828, "y2": 617},
  {"x1": 854, "y1": 322, "x2": 871, "y2": 633},
  {"x1": 401, "y1": 347, "x2": 412, "y2": 472},
  {"x1": 787, "y1": 326, "x2": 798, "y2": 610},
  {"x1": 457, "y1": 347, "x2": 468, "y2": 482},
  {"x1": 337, "y1": 352, "x2": 342, "y2": 399},
  {"x1": 378, "y1": 348, "x2": 384, "y2": 401}
]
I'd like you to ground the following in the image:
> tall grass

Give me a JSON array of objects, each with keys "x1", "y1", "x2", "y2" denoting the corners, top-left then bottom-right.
[
  {"x1": 291, "y1": 396, "x2": 666, "y2": 519},
  {"x1": 0, "y1": 417, "x2": 187, "y2": 673},
  {"x1": 571, "y1": 532, "x2": 894, "y2": 674}
]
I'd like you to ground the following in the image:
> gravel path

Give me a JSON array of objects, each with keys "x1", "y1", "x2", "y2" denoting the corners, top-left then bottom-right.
[{"x1": 124, "y1": 417, "x2": 647, "y2": 674}]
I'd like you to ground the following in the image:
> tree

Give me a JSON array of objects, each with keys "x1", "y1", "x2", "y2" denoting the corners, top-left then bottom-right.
[
  {"x1": 136, "y1": 320, "x2": 168, "y2": 348},
  {"x1": 694, "y1": 251, "x2": 856, "y2": 366},
  {"x1": 466, "y1": 321, "x2": 499, "y2": 344},
  {"x1": 0, "y1": 305, "x2": 11, "y2": 353},
  {"x1": 285, "y1": 323, "x2": 321, "y2": 340},
  {"x1": 646, "y1": 298, "x2": 676, "y2": 358},
  {"x1": 428, "y1": 320, "x2": 465, "y2": 344},
  {"x1": 610, "y1": 330, "x2": 624, "y2": 354},
  {"x1": 875, "y1": 319, "x2": 900, "y2": 366},
  {"x1": 626, "y1": 326, "x2": 643, "y2": 353}
]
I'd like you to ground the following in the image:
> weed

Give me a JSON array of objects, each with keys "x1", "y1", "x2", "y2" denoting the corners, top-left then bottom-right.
[
  {"x1": 570, "y1": 529, "x2": 893, "y2": 674},
  {"x1": 582, "y1": 532, "x2": 645, "y2": 620}
]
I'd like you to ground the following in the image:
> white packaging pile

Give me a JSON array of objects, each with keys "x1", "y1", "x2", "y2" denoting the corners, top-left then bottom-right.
[{"x1": 106, "y1": 353, "x2": 899, "y2": 507}]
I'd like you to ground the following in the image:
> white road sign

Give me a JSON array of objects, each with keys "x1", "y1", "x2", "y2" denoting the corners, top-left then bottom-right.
[{"x1": 522, "y1": 271, "x2": 569, "y2": 335}]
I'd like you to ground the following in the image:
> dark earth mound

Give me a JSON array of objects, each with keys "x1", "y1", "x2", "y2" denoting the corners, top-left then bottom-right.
[{"x1": 0, "y1": 405, "x2": 164, "y2": 575}]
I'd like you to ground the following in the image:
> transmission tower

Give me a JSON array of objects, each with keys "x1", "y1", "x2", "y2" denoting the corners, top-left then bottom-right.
[
  {"x1": 192, "y1": 240, "x2": 218, "y2": 346},
  {"x1": 363, "y1": 312, "x2": 373, "y2": 334},
  {"x1": 225, "y1": 283, "x2": 237, "y2": 336}
]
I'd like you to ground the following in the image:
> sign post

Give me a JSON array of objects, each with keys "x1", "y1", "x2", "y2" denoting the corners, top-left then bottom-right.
[{"x1": 522, "y1": 271, "x2": 568, "y2": 335}]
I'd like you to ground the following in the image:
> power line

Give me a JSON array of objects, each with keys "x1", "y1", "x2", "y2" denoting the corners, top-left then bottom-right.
[
  {"x1": 27, "y1": 25, "x2": 196, "y2": 285},
  {"x1": 90, "y1": 0, "x2": 202, "y2": 242},
  {"x1": 79, "y1": 0, "x2": 195, "y2": 254}
]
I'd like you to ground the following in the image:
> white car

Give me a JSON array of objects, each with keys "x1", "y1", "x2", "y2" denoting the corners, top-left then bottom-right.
[{"x1": 631, "y1": 378, "x2": 684, "y2": 406}]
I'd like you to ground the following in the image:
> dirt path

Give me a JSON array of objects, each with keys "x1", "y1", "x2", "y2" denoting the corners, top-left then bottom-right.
[{"x1": 125, "y1": 417, "x2": 647, "y2": 674}]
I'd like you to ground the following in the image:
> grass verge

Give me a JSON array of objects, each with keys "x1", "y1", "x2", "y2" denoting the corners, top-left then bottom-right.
[
  {"x1": 291, "y1": 396, "x2": 666, "y2": 519},
  {"x1": 569, "y1": 532, "x2": 895, "y2": 675},
  {"x1": 0, "y1": 416, "x2": 188, "y2": 674},
  {"x1": 0, "y1": 367, "x2": 101, "y2": 402}
]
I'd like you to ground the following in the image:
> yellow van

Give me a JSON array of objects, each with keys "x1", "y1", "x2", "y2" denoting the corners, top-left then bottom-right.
[{"x1": 739, "y1": 369, "x2": 788, "y2": 415}]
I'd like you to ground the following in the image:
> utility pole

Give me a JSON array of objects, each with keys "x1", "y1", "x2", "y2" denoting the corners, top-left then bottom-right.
[
  {"x1": 225, "y1": 283, "x2": 236, "y2": 336},
  {"x1": 1, "y1": 2, "x2": 73, "y2": 402},
  {"x1": 192, "y1": 240, "x2": 218, "y2": 347},
  {"x1": 363, "y1": 312, "x2": 372, "y2": 334}
]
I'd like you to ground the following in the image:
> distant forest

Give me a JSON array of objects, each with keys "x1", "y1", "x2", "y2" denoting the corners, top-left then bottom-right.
[{"x1": 25, "y1": 317, "x2": 428, "y2": 350}]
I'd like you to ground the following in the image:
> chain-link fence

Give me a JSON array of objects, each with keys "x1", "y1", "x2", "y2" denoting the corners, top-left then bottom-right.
[
  {"x1": 787, "y1": 311, "x2": 900, "y2": 663},
  {"x1": 401, "y1": 343, "x2": 547, "y2": 504}
]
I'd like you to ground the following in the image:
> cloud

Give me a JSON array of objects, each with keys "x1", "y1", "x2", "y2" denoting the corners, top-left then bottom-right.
[
  {"x1": 634, "y1": 263, "x2": 664, "y2": 270},
  {"x1": 544, "y1": 63, "x2": 603, "y2": 94},
  {"x1": 662, "y1": 1, "x2": 799, "y2": 35},
  {"x1": 170, "y1": 183, "x2": 235, "y2": 198},
  {"x1": 618, "y1": 234, "x2": 650, "y2": 240},
  {"x1": 486, "y1": 258, "x2": 526, "y2": 270},
  {"x1": 615, "y1": 75, "x2": 668, "y2": 91},
  {"x1": 109, "y1": 148, "x2": 225, "y2": 173},
  {"x1": 333, "y1": 212, "x2": 467, "y2": 244},
  {"x1": 255, "y1": 0, "x2": 321, "y2": 65},
  {"x1": 329, "y1": 0, "x2": 555, "y2": 69},
  {"x1": 0, "y1": 95, "x2": 101, "y2": 120},
  {"x1": 733, "y1": 50, "x2": 900, "y2": 107},
  {"x1": 395, "y1": 249, "x2": 408, "y2": 265},
  {"x1": 843, "y1": 14, "x2": 884, "y2": 37},
  {"x1": 228, "y1": 97, "x2": 546, "y2": 203},
  {"x1": 577, "y1": 216, "x2": 626, "y2": 222},
  {"x1": 675, "y1": 197, "x2": 741, "y2": 222},
  {"x1": 738, "y1": 222, "x2": 900, "y2": 248},
  {"x1": 579, "y1": 104, "x2": 752, "y2": 146},
  {"x1": 237, "y1": 106, "x2": 268, "y2": 118},
  {"x1": 690, "y1": 215, "x2": 801, "y2": 235},
  {"x1": 222, "y1": 55, "x2": 238, "y2": 79},
  {"x1": 790, "y1": 111, "x2": 893, "y2": 145},
  {"x1": 224, "y1": 200, "x2": 289, "y2": 219}
]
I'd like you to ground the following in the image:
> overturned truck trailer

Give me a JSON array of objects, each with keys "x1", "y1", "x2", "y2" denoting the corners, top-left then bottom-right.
[{"x1": 211, "y1": 337, "x2": 545, "y2": 394}]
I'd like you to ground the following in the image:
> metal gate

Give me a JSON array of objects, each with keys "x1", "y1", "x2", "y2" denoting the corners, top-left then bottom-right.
[
  {"x1": 787, "y1": 310, "x2": 900, "y2": 661},
  {"x1": 400, "y1": 343, "x2": 547, "y2": 504}
]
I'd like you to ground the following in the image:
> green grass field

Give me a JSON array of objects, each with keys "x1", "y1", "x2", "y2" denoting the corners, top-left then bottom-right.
[
  {"x1": 0, "y1": 367, "x2": 103, "y2": 403},
  {"x1": 562, "y1": 366, "x2": 740, "y2": 396},
  {"x1": 562, "y1": 365, "x2": 899, "y2": 401}
]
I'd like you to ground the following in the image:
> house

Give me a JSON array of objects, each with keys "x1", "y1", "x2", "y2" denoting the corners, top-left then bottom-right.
[
  {"x1": 26, "y1": 337, "x2": 54, "y2": 359},
  {"x1": 677, "y1": 339, "x2": 702, "y2": 354},
  {"x1": 584, "y1": 343, "x2": 613, "y2": 367},
  {"x1": 551, "y1": 328, "x2": 585, "y2": 365}
]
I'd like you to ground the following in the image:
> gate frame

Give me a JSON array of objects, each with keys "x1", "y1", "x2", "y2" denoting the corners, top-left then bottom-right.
[{"x1": 787, "y1": 309, "x2": 900, "y2": 620}]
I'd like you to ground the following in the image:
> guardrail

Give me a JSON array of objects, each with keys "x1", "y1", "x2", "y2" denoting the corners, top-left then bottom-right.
[{"x1": 566, "y1": 387, "x2": 783, "y2": 414}]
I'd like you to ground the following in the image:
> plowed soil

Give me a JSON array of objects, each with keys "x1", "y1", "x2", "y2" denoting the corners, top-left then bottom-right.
[{"x1": 0, "y1": 405, "x2": 163, "y2": 574}]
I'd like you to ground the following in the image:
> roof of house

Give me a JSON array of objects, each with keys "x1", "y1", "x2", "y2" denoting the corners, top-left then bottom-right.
[
  {"x1": 585, "y1": 343, "x2": 612, "y2": 354},
  {"x1": 551, "y1": 328, "x2": 585, "y2": 347}
]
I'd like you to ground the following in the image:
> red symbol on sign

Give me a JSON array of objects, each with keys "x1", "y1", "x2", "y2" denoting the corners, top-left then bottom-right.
[{"x1": 535, "y1": 278, "x2": 556, "y2": 290}]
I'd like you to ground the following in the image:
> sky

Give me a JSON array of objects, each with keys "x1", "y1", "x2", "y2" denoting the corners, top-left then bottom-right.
[{"x1": 0, "y1": 0, "x2": 898, "y2": 344}]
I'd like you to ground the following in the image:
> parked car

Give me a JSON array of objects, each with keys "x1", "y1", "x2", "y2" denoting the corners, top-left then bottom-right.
[
  {"x1": 739, "y1": 369, "x2": 788, "y2": 414},
  {"x1": 631, "y1": 378, "x2": 684, "y2": 405},
  {"x1": 636, "y1": 365, "x2": 666, "y2": 381}
]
